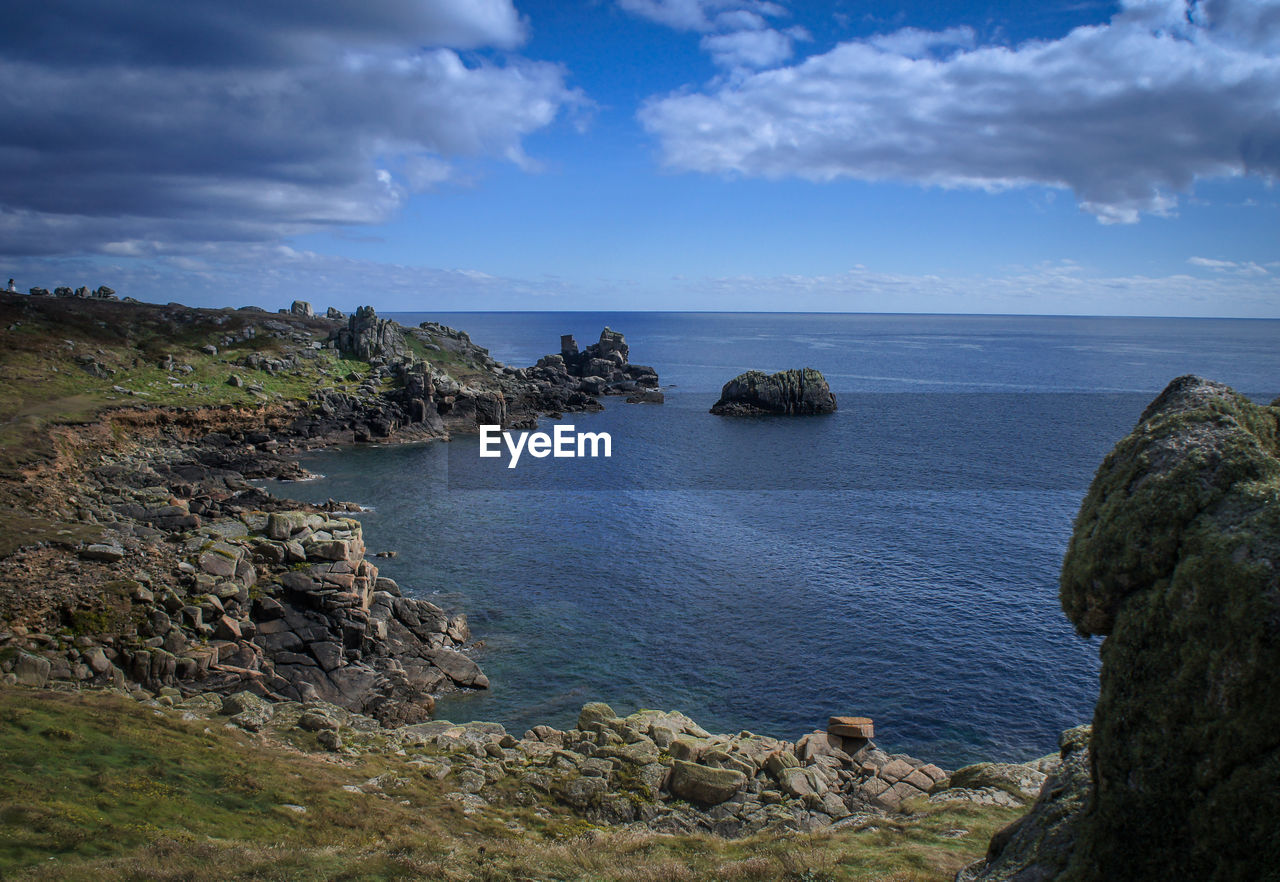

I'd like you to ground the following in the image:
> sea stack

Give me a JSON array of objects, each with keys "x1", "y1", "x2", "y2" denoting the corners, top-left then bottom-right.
[{"x1": 710, "y1": 368, "x2": 836, "y2": 415}]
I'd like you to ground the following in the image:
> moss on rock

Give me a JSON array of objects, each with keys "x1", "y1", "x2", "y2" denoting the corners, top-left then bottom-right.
[{"x1": 1059, "y1": 376, "x2": 1280, "y2": 881}]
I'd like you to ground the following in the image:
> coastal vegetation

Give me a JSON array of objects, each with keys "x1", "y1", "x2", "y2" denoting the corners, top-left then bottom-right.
[{"x1": 0, "y1": 688, "x2": 1024, "y2": 881}]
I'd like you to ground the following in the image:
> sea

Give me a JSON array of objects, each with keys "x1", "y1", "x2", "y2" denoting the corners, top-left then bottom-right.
[{"x1": 279, "y1": 312, "x2": 1280, "y2": 768}]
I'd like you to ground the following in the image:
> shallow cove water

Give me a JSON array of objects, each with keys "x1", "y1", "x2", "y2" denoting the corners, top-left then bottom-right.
[{"x1": 281, "y1": 312, "x2": 1280, "y2": 768}]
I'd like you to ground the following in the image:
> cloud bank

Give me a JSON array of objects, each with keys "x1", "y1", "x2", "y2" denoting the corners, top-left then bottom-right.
[
  {"x1": 0, "y1": 0, "x2": 583, "y2": 256},
  {"x1": 640, "y1": 0, "x2": 1280, "y2": 222}
]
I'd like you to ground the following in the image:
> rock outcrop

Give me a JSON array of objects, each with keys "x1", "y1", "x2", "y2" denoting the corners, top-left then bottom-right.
[
  {"x1": 525, "y1": 328, "x2": 661, "y2": 403},
  {"x1": 1052, "y1": 376, "x2": 1280, "y2": 880},
  {"x1": 335, "y1": 305, "x2": 409, "y2": 362},
  {"x1": 0, "y1": 396, "x2": 489, "y2": 727},
  {"x1": 960, "y1": 726, "x2": 1092, "y2": 881},
  {"x1": 968, "y1": 376, "x2": 1280, "y2": 881},
  {"x1": 423, "y1": 702, "x2": 950, "y2": 836},
  {"x1": 710, "y1": 368, "x2": 837, "y2": 415},
  {"x1": 0, "y1": 500, "x2": 486, "y2": 726}
]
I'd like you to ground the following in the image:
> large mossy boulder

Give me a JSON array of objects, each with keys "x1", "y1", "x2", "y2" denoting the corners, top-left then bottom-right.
[
  {"x1": 709, "y1": 368, "x2": 836, "y2": 416},
  {"x1": 1057, "y1": 376, "x2": 1280, "y2": 880}
]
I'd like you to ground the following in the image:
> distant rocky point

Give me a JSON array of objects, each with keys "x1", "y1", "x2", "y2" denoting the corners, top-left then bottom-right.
[
  {"x1": 526, "y1": 327, "x2": 661, "y2": 402},
  {"x1": 710, "y1": 368, "x2": 836, "y2": 416}
]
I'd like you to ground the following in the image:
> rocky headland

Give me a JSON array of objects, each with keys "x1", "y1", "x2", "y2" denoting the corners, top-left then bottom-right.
[
  {"x1": 0, "y1": 291, "x2": 661, "y2": 722},
  {"x1": 710, "y1": 368, "x2": 837, "y2": 415}
]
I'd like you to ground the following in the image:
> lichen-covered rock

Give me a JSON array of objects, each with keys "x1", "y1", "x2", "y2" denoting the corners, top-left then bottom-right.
[
  {"x1": 947, "y1": 762, "x2": 1047, "y2": 801},
  {"x1": 710, "y1": 368, "x2": 837, "y2": 416},
  {"x1": 577, "y1": 701, "x2": 618, "y2": 730},
  {"x1": 13, "y1": 652, "x2": 51, "y2": 687},
  {"x1": 222, "y1": 690, "x2": 274, "y2": 732},
  {"x1": 1058, "y1": 376, "x2": 1280, "y2": 880},
  {"x1": 961, "y1": 726, "x2": 1092, "y2": 882},
  {"x1": 668, "y1": 759, "x2": 747, "y2": 806}
]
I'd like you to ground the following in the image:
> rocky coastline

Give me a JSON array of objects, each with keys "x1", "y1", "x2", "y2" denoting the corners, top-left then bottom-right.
[
  {"x1": 0, "y1": 289, "x2": 1033, "y2": 853},
  {"x1": 0, "y1": 292, "x2": 668, "y2": 723},
  {"x1": 3, "y1": 289, "x2": 1276, "y2": 879}
]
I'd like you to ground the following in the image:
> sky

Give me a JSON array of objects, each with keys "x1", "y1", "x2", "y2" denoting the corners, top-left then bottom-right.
[{"x1": 2, "y1": 0, "x2": 1279, "y2": 316}]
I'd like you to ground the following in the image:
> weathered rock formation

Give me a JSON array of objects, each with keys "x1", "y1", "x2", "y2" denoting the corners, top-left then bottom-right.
[
  {"x1": 710, "y1": 368, "x2": 837, "y2": 415},
  {"x1": 969, "y1": 376, "x2": 1280, "y2": 881},
  {"x1": 285, "y1": 306, "x2": 512, "y2": 442},
  {"x1": 525, "y1": 328, "x2": 661, "y2": 402},
  {"x1": 335, "y1": 305, "x2": 409, "y2": 362},
  {"x1": 1, "y1": 499, "x2": 485, "y2": 727},
  {"x1": 1055, "y1": 376, "x2": 1280, "y2": 880}
]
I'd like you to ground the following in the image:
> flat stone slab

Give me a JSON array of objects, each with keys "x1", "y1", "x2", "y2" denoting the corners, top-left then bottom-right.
[{"x1": 828, "y1": 716, "x2": 874, "y2": 739}]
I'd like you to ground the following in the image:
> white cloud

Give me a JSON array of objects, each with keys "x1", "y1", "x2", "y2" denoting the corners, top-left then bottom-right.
[
  {"x1": 618, "y1": 0, "x2": 805, "y2": 70},
  {"x1": 701, "y1": 28, "x2": 796, "y2": 68},
  {"x1": 1188, "y1": 256, "x2": 1270, "y2": 275},
  {"x1": 617, "y1": 0, "x2": 786, "y2": 32},
  {"x1": 0, "y1": 1, "x2": 582, "y2": 256},
  {"x1": 868, "y1": 25, "x2": 976, "y2": 58},
  {"x1": 640, "y1": 0, "x2": 1280, "y2": 222}
]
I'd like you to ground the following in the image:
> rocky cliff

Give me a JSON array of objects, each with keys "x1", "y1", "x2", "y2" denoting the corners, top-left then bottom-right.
[
  {"x1": 710, "y1": 368, "x2": 837, "y2": 415},
  {"x1": 0, "y1": 430, "x2": 487, "y2": 726}
]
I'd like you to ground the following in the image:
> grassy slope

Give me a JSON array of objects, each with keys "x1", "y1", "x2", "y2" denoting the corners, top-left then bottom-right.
[
  {"x1": 0, "y1": 297, "x2": 361, "y2": 470},
  {"x1": 0, "y1": 688, "x2": 1022, "y2": 882},
  {"x1": 0, "y1": 295, "x2": 498, "y2": 472}
]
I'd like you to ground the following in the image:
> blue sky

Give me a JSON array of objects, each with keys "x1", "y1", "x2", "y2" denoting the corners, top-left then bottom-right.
[{"x1": 2, "y1": 0, "x2": 1278, "y2": 316}]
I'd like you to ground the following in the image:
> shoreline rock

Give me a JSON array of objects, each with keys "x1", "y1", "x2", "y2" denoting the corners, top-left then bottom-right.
[
  {"x1": 710, "y1": 368, "x2": 836, "y2": 415},
  {"x1": 524, "y1": 327, "x2": 661, "y2": 403},
  {"x1": 1053, "y1": 376, "x2": 1280, "y2": 880},
  {"x1": 965, "y1": 375, "x2": 1280, "y2": 881}
]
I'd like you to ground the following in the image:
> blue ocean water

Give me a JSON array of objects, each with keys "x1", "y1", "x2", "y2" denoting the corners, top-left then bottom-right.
[{"x1": 281, "y1": 313, "x2": 1280, "y2": 768}]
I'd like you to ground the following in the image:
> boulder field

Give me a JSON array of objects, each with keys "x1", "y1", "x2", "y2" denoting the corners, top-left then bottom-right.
[
  {"x1": 2, "y1": 501, "x2": 484, "y2": 727},
  {"x1": 74, "y1": 691, "x2": 1061, "y2": 839}
]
